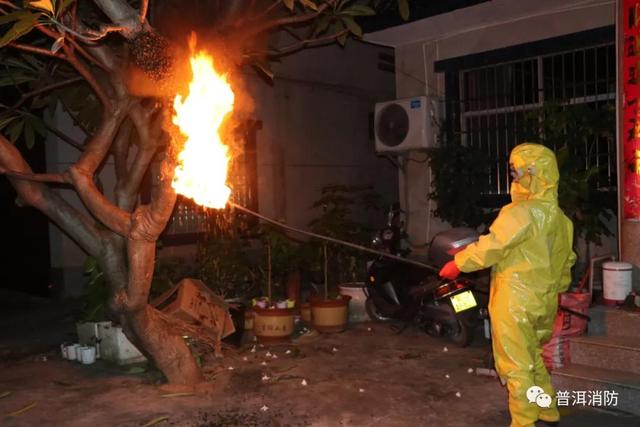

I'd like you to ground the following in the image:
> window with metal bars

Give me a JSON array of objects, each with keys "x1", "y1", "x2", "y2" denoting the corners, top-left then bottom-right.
[
  {"x1": 154, "y1": 120, "x2": 260, "y2": 246},
  {"x1": 460, "y1": 43, "x2": 616, "y2": 195}
]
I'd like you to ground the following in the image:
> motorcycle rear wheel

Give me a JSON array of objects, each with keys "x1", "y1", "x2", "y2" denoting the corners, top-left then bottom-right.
[
  {"x1": 365, "y1": 297, "x2": 391, "y2": 322},
  {"x1": 449, "y1": 317, "x2": 474, "y2": 347}
]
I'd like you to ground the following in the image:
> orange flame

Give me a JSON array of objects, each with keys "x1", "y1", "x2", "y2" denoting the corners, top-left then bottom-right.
[{"x1": 171, "y1": 51, "x2": 235, "y2": 209}]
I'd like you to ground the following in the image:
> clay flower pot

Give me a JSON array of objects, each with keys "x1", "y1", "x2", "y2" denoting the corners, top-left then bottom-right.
[
  {"x1": 309, "y1": 294, "x2": 352, "y2": 333},
  {"x1": 300, "y1": 302, "x2": 312, "y2": 323},
  {"x1": 253, "y1": 306, "x2": 295, "y2": 344}
]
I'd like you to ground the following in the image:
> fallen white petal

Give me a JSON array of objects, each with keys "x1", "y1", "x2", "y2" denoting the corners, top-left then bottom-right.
[
  {"x1": 261, "y1": 374, "x2": 270, "y2": 381},
  {"x1": 260, "y1": 405, "x2": 269, "y2": 411},
  {"x1": 261, "y1": 361, "x2": 267, "y2": 366},
  {"x1": 266, "y1": 352, "x2": 272, "y2": 357},
  {"x1": 367, "y1": 327, "x2": 372, "y2": 331},
  {"x1": 227, "y1": 366, "x2": 235, "y2": 371},
  {"x1": 332, "y1": 347, "x2": 338, "y2": 352},
  {"x1": 259, "y1": 344, "x2": 264, "y2": 348},
  {"x1": 250, "y1": 346, "x2": 256, "y2": 353},
  {"x1": 443, "y1": 347, "x2": 449, "y2": 352},
  {"x1": 467, "y1": 368, "x2": 474, "y2": 374},
  {"x1": 455, "y1": 392, "x2": 461, "y2": 398},
  {"x1": 285, "y1": 349, "x2": 292, "y2": 355},
  {"x1": 272, "y1": 354, "x2": 278, "y2": 359},
  {"x1": 359, "y1": 388, "x2": 365, "y2": 393},
  {"x1": 445, "y1": 374, "x2": 450, "y2": 379},
  {"x1": 242, "y1": 356, "x2": 248, "y2": 361},
  {"x1": 301, "y1": 379, "x2": 308, "y2": 386}
]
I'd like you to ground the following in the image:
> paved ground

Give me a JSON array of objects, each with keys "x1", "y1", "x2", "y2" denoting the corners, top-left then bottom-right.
[{"x1": 0, "y1": 295, "x2": 638, "y2": 426}]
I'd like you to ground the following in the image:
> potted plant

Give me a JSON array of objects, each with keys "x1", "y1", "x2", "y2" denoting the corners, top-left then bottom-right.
[
  {"x1": 303, "y1": 185, "x2": 379, "y2": 328},
  {"x1": 309, "y1": 244, "x2": 351, "y2": 333},
  {"x1": 252, "y1": 241, "x2": 296, "y2": 343}
]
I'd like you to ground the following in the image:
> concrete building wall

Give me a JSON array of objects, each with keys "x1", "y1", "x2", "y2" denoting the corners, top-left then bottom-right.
[
  {"x1": 366, "y1": 0, "x2": 617, "y2": 261},
  {"x1": 249, "y1": 40, "x2": 398, "y2": 228},
  {"x1": 46, "y1": 39, "x2": 398, "y2": 296},
  {"x1": 45, "y1": 107, "x2": 118, "y2": 296}
]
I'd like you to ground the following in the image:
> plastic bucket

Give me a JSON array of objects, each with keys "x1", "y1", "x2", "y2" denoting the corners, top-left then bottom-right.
[
  {"x1": 81, "y1": 346, "x2": 97, "y2": 364},
  {"x1": 338, "y1": 282, "x2": 368, "y2": 322},
  {"x1": 603, "y1": 261, "x2": 632, "y2": 306},
  {"x1": 65, "y1": 344, "x2": 79, "y2": 361}
]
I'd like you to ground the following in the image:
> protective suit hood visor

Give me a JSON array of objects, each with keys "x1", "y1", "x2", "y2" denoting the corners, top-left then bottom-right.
[{"x1": 509, "y1": 143, "x2": 559, "y2": 202}]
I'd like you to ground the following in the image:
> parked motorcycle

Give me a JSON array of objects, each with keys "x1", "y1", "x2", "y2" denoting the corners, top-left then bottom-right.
[{"x1": 364, "y1": 204, "x2": 487, "y2": 347}]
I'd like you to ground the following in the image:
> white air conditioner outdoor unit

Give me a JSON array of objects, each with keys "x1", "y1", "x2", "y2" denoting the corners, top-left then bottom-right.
[{"x1": 374, "y1": 96, "x2": 439, "y2": 153}]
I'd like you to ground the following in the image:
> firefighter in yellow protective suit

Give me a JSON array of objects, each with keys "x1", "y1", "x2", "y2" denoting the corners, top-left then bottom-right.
[{"x1": 439, "y1": 143, "x2": 576, "y2": 427}]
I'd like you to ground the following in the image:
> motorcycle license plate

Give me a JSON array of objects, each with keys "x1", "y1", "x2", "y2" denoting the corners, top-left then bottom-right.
[{"x1": 450, "y1": 290, "x2": 477, "y2": 313}]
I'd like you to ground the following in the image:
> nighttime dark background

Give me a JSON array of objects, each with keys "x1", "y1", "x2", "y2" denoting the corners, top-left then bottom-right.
[
  {"x1": 0, "y1": 0, "x2": 490, "y2": 298},
  {"x1": 361, "y1": 0, "x2": 491, "y2": 33}
]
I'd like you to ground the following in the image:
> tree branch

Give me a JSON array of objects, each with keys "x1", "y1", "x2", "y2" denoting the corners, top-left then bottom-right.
[
  {"x1": 139, "y1": 0, "x2": 149, "y2": 23},
  {"x1": 6, "y1": 77, "x2": 83, "y2": 114},
  {"x1": 0, "y1": 134, "x2": 103, "y2": 257},
  {"x1": 92, "y1": 0, "x2": 147, "y2": 39},
  {"x1": 7, "y1": 42, "x2": 64, "y2": 58},
  {"x1": 68, "y1": 107, "x2": 133, "y2": 236},
  {"x1": 119, "y1": 105, "x2": 162, "y2": 204},
  {"x1": 52, "y1": 18, "x2": 128, "y2": 42},
  {"x1": 258, "y1": 29, "x2": 349, "y2": 57},
  {"x1": 66, "y1": 37, "x2": 110, "y2": 72},
  {"x1": 68, "y1": 166, "x2": 132, "y2": 236},
  {"x1": 0, "y1": 167, "x2": 66, "y2": 183},
  {"x1": 113, "y1": 119, "x2": 133, "y2": 188},
  {"x1": 74, "y1": 107, "x2": 129, "y2": 173}
]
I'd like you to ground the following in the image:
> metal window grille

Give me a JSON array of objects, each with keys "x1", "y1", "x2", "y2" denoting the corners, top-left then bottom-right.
[{"x1": 460, "y1": 43, "x2": 616, "y2": 195}]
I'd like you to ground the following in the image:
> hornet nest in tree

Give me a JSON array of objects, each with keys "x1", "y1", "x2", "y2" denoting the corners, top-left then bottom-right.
[{"x1": 130, "y1": 31, "x2": 173, "y2": 81}]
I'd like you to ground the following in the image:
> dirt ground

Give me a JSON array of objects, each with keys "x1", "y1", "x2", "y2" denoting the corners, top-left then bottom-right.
[{"x1": 1, "y1": 295, "x2": 639, "y2": 427}]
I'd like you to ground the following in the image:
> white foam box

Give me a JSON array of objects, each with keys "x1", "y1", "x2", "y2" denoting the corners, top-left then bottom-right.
[{"x1": 96, "y1": 322, "x2": 146, "y2": 365}]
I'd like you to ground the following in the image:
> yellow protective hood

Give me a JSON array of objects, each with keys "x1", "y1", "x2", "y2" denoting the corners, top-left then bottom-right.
[{"x1": 509, "y1": 143, "x2": 559, "y2": 203}]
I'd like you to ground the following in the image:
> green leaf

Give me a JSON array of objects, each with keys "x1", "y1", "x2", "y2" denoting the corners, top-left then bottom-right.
[
  {"x1": 0, "y1": 12, "x2": 40, "y2": 48},
  {"x1": 341, "y1": 5, "x2": 376, "y2": 16},
  {"x1": 24, "y1": 118, "x2": 35, "y2": 149},
  {"x1": 126, "y1": 366, "x2": 146, "y2": 374},
  {"x1": 398, "y1": 0, "x2": 410, "y2": 21},
  {"x1": 83, "y1": 256, "x2": 98, "y2": 273},
  {"x1": 141, "y1": 416, "x2": 169, "y2": 427},
  {"x1": 28, "y1": 0, "x2": 54, "y2": 14},
  {"x1": 341, "y1": 16, "x2": 362, "y2": 37},
  {"x1": 300, "y1": 0, "x2": 318, "y2": 11},
  {"x1": 333, "y1": 20, "x2": 347, "y2": 46},
  {"x1": 311, "y1": 14, "x2": 331, "y2": 37},
  {"x1": 337, "y1": 32, "x2": 348, "y2": 46},
  {"x1": 283, "y1": 0, "x2": 294, "y2": 11},
  {"x1": 29, "y1": 115, "x2": 47, "y2": 136},
  {"x1": 0, "y1": 116, "x2": 18, "y2": 131},
  {"x1": 0, "y1": 10, "x2": 33, "y2": 25},
  {"x1": 7, "y1": 119, "x2": 24, "y2": 143},
  {"x1": 0, "y1": 73, "x2": 37, "y2": 86}
]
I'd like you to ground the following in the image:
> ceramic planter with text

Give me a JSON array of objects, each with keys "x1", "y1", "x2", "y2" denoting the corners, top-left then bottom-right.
[
  {"x1": 309, "y1": 294, "x2": 351, "y2": 333},
  {"x1": 253, "y1": 306, "x2": 295, "y2": 343}
]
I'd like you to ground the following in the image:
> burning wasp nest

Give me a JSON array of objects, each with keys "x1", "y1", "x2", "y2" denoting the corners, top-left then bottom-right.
[{"x1": 130, "y1": 31, "x2": 173, "y2": 81}]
